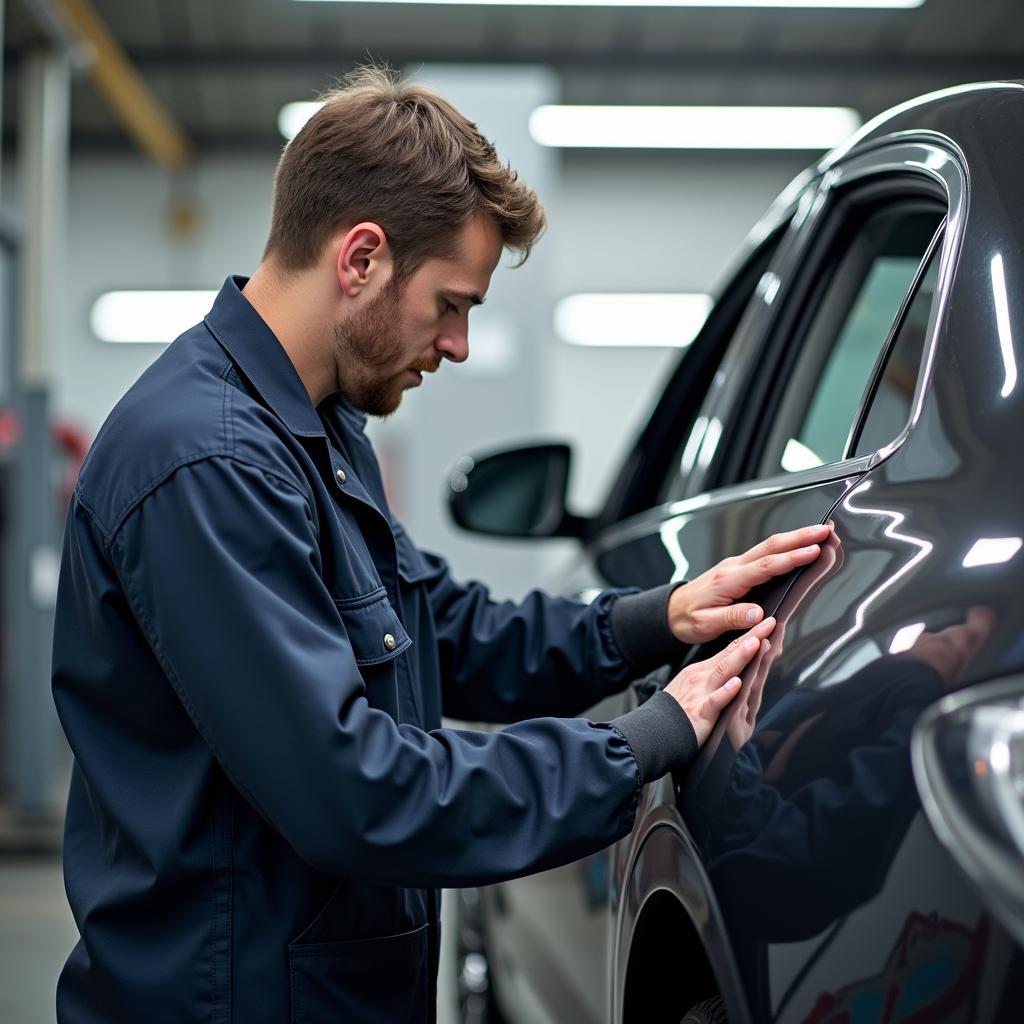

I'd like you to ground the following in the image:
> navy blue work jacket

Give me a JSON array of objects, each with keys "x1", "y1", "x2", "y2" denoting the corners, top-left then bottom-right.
[{"x1": 52, "y1": 277, "x2": 675, "y2": 1023}]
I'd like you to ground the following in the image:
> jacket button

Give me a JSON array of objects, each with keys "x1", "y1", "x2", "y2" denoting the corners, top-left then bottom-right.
[
  {"x1": 335, "y1": 468, "x2": 347, "y2": 485},
  {"x1": 383, "y1": 633, "x2": 396, "y2": 651}
]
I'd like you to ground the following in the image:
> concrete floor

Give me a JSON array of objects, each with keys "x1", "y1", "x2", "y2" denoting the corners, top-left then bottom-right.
[
  {"x1": 0, "y1": 856, "x2": 459, "y2": 1023},
  {"x1": 0, "y1": 857, "x2": 78, "y2": 1024}
]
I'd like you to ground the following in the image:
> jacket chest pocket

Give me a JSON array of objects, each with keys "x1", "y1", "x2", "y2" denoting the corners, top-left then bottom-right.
[{"x1": 334, "y1": 588, "x2": 410, "y2": 667}]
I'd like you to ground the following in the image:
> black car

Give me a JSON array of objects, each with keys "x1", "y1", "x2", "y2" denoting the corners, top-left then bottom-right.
[{"x1": 447, "y1": 82, "x2": 1024, "y2": 1024}]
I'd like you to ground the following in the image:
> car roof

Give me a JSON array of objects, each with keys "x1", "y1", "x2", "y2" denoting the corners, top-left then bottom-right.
[{"x1": 821, "y1": 80, "x2": 1024, "y2": 170}]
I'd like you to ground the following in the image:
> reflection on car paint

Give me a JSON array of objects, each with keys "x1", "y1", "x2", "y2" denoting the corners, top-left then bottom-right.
[{"x1": 801, "y1": 913, "x2": 988, "y2": 1024}]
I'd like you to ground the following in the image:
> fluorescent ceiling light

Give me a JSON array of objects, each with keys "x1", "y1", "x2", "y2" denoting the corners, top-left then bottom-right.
[
  {"x1": 530, "y1": 105, "x2": 861, "y2": 150},
  {"x1": 296, "y1": 1, "x2": 925, "y2": 8},
  {"x1": 91, "y1": 290, "x2": 218, "y2": 344},
  {"x1": 280, "y1": 101, "x2": 324, "y2": 140},
  {"x1": 962, "y1": 537, "x2": 1023, "y2": 569},
  {"x1": 555, "y1": 292, "x2": 711, "y2": 347}
]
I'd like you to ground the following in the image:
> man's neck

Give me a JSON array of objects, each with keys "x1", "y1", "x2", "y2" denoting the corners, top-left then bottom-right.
[{"x1": 242, "y1": 263, "x2": 336, "y2": 407}]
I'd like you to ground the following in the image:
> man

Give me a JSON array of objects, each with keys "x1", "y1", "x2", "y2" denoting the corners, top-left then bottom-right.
[{"x1": 52, "y1": 67, "x2": 828, "y2": 1022}]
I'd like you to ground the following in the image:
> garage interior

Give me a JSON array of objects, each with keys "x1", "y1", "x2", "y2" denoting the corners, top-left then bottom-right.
[{"x1": 1, "y1": 1, "x2": 1023, "y2": 1021}]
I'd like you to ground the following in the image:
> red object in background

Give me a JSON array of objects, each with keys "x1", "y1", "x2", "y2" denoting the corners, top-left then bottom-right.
[
  {"x1": 0, "y1": 407, "x2": 92, "y2": 512},
  {"x1": 0, "y1": 408, "x2": 21, "y2": 450},
  {"x1": 52, "y1": 419, "x2": 92, "y2": 511}
]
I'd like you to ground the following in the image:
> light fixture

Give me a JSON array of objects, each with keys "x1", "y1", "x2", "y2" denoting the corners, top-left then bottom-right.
[
  {"x1": 279, "y1": 101, "x2": 324, "y2": 140},
  {"x1": 529, "y1": 105, "x2": 862, "y2": 150},
  {"x1": 91, "y1": 291, "x2": 218, "y2": 344},
  {"x1": 554, "y1": 292, "x2": 712, "y2": 347},
  {"x1": 295, "y1": 1, "x2": 925, "y2": 8},
  {"x1": 962, "y1": 537, "x2": 1023, "y2": 569}
]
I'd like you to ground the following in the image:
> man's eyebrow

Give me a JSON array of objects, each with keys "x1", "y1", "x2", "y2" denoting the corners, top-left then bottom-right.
[{"x1": 447, "y1": 290, "x2": 486, "y2": 307}]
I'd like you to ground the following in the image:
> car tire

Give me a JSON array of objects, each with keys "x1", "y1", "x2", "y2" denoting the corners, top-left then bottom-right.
[
  {"x1": 680, "y1": 996, "x2": 728, "y2": 1024},
  {"x1": 455, "y1": 888, "x2": 507, "y2": 1024}
]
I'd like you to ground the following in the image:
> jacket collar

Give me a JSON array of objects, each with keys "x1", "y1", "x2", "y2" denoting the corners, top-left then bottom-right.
[{"x1": 204, "y1": 275, "x2": 325, "y2": 438}]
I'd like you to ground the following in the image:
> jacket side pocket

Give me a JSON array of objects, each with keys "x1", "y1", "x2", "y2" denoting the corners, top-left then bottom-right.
[{"x1": 288, "y1": 922, "x2": 429, "y2": 1024}]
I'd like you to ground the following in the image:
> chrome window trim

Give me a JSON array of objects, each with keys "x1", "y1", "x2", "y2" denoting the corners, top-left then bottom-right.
[
  {"x1": 592, "y1": 454, "x2": 874, "y2": 556},
  {"x1": 678, "y1": 138, "x2": 967, "y2": 502}
]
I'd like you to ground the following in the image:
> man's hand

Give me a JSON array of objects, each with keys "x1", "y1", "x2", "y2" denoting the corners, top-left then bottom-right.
[
  {"x1": 667, "y1": 524, "x2": 831, "y2": 645},
  {"x1": 665, "y1": 617, "x2": 777, "y2": 747}
]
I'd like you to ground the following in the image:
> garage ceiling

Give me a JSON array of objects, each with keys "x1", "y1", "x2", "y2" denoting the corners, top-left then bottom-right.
[{"x1": 3, "y1": 0, "x2": 1023, "y2": 155}]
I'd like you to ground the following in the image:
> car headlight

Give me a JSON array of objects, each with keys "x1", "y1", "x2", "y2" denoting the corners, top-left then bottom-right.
[{"x1": 912, "y1": 675, "x2": 1024, "y2": 946}]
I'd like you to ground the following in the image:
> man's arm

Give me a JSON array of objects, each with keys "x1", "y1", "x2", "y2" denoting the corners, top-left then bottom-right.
[
  {"x1": 403, "y1": 523, "x2": 829, "y2": 724},
  {"x1": 108, "y1": 455, "x2": 764, "y2": 888}
]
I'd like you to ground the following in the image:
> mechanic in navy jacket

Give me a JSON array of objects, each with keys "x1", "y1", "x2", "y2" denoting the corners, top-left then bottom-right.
[{"x1": 52, "y1": 67, "x2": 828, "y2": 1023}]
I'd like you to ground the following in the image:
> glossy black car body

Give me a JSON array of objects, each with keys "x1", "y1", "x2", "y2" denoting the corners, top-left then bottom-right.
[{"x1": 450, "y1": 84, "x2": 1024, "y2": 1024}]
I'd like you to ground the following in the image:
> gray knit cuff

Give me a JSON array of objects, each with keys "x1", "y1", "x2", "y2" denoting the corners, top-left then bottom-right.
[
  {"x1": 610, "y1": 583, "x2": 689, "y2": 674},
  {"x1": 611, "y1": 689, "x2": 698, "y2": 784}
]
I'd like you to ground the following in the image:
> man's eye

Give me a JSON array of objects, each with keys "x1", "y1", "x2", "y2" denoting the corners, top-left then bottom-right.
[{"x1": 443, "y1": 302, "x2": 459, "y2": 316}]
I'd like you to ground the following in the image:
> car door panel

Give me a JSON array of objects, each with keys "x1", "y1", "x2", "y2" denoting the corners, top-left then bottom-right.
[
  {"x1": 594, "y1": 473, "x2": 861, "y2": 598},
  {"x1": 480, "y1": 470, "x2": 869, "y2": 1024}
]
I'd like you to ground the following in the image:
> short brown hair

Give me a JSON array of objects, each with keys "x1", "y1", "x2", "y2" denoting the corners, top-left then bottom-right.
[{"x1": 264, "y1": 65, "x2": 546, "y2": 279}]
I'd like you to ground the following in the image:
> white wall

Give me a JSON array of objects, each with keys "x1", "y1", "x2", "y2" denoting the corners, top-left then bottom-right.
[{"x1": 60, "y1": 154, "x2": 277, "y2": 431}]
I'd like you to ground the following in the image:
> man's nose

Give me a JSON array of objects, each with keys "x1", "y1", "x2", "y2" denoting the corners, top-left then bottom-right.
[{"x1": 435, "y1": 329, "x2": 469, "y2": 364}]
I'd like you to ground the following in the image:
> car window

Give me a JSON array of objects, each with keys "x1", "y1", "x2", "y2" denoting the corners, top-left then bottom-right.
[
  {"x1": 648, "y1": 223, "x2": 793, "y2": 509},
  {"x1": 851, "y1": 243, "x2": 941, "y2": 457},
  {"x1": 759, "y1": 203, "x2": 944, "y2": 476}
]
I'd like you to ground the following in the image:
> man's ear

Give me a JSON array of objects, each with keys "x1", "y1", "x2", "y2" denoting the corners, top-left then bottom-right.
[{"x1": 336, "y1": 223, "x2": 392, "y2": 298}]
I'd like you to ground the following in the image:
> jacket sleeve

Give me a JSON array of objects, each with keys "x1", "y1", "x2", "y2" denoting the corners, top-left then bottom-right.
[
  {"x1": 397, "y1": 528, "x2": 689, "y2": 724},
  {"x1": 110, "y1": 455, "x2": 658, "y2": 888}
]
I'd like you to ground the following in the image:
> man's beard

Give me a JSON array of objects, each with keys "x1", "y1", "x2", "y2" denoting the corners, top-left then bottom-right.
[{"x1": 331, "y1": 280, "x2": 439, "y2": 417}]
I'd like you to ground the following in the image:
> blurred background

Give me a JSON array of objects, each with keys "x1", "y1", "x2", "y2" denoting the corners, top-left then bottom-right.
[{"x1": 0, "y1": 0, "x2": 1021, "y2": 1020}]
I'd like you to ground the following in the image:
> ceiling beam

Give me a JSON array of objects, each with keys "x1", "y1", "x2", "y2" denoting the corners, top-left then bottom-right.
[
  {"x1": 98, "y1": 45, "x2": 1024, "y2": 81},
  {"x1": 50, "y1": 0, "x2": 192, "y2": 169}
]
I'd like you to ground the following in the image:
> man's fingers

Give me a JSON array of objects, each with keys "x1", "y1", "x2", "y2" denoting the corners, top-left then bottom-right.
[
  {"x1": 740, "y1": 524, "x2": 830, "y2": 565},
  {"x1": 735, "y1": 545, "x2": 822, "y2": 589},
  {"x1": 711, "y1": 623, "x2": 775, "y2": 680},
  {"x1": 716, "y1": 616, "x2": 776, "y2": 656},
  {"x1": 699, "y1": 677, "x2": 742, "y2": 722}
]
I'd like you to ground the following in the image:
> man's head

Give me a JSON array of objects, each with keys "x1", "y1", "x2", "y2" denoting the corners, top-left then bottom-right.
[{"x1": 261, "y1": 66, "x2": 546, "y2": 415}]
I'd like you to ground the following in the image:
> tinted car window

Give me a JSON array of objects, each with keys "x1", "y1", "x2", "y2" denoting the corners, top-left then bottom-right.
[
  {"x1": 852, "y1": 243, "x2": 941, "y2": 457},
  {"x1": 760, "y1": 204, "x2": 944, "y2": 475},
  {"x1": 651, "y1": 224, "x2": 792, "y2": 507}
]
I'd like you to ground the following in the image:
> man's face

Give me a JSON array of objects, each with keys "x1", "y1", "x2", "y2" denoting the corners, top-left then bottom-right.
[{"x1": 333, "y1": 214, "x2": 503, "y2": 416}]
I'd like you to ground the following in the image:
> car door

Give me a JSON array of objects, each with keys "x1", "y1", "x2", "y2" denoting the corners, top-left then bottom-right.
[{"x1": 476, "y1": 192, "x2": 803, "y2": 1024}]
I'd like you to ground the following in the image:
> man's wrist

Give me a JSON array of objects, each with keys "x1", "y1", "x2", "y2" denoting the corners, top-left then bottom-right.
[
  {"x1": 610, "y1": 689, "x2": 698, "y2": 784},
  {"x1": 609, "y1": 583, "x2": 689, "y2": 674}
]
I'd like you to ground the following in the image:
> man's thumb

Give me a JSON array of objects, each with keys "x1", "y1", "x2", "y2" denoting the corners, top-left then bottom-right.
[{"x1": 725, "y1": 604, "x2": 763, "y2": 631}]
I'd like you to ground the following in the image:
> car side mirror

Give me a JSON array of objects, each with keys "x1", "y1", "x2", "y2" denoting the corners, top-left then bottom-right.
[{"x1": 447, "y1": 443, "x2": 589, "y2": 539}]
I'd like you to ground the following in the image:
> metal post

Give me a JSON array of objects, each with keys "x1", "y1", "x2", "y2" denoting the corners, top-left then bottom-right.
[
  {"x1": 4, "y1": 46, "x2": 70, "y2": 815},
  {"x1": 0, "y1": 0, "x2": 5, "y2": 203}
]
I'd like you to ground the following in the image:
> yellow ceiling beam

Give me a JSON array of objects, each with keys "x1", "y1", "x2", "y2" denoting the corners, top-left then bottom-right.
[{"x1": 53, "y1": 0, "x2": 193, "y2": 170}]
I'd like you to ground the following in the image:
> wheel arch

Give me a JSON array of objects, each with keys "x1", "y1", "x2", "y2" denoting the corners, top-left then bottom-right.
[
  {"x1": 622, "y1": 888, "x2": 718, "y2": 1023},
  {"x1": 616, "y1": 821, "x2": 751, "y2": 1024}
]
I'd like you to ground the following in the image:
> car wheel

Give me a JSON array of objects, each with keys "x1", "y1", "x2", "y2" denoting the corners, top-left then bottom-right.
[
  {"x1": 680, "y1": 996, "x2": 728, "y2": 1024},
  {"x1": 456, "y1": 888, "x2": 506, "y2": 1024}
]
